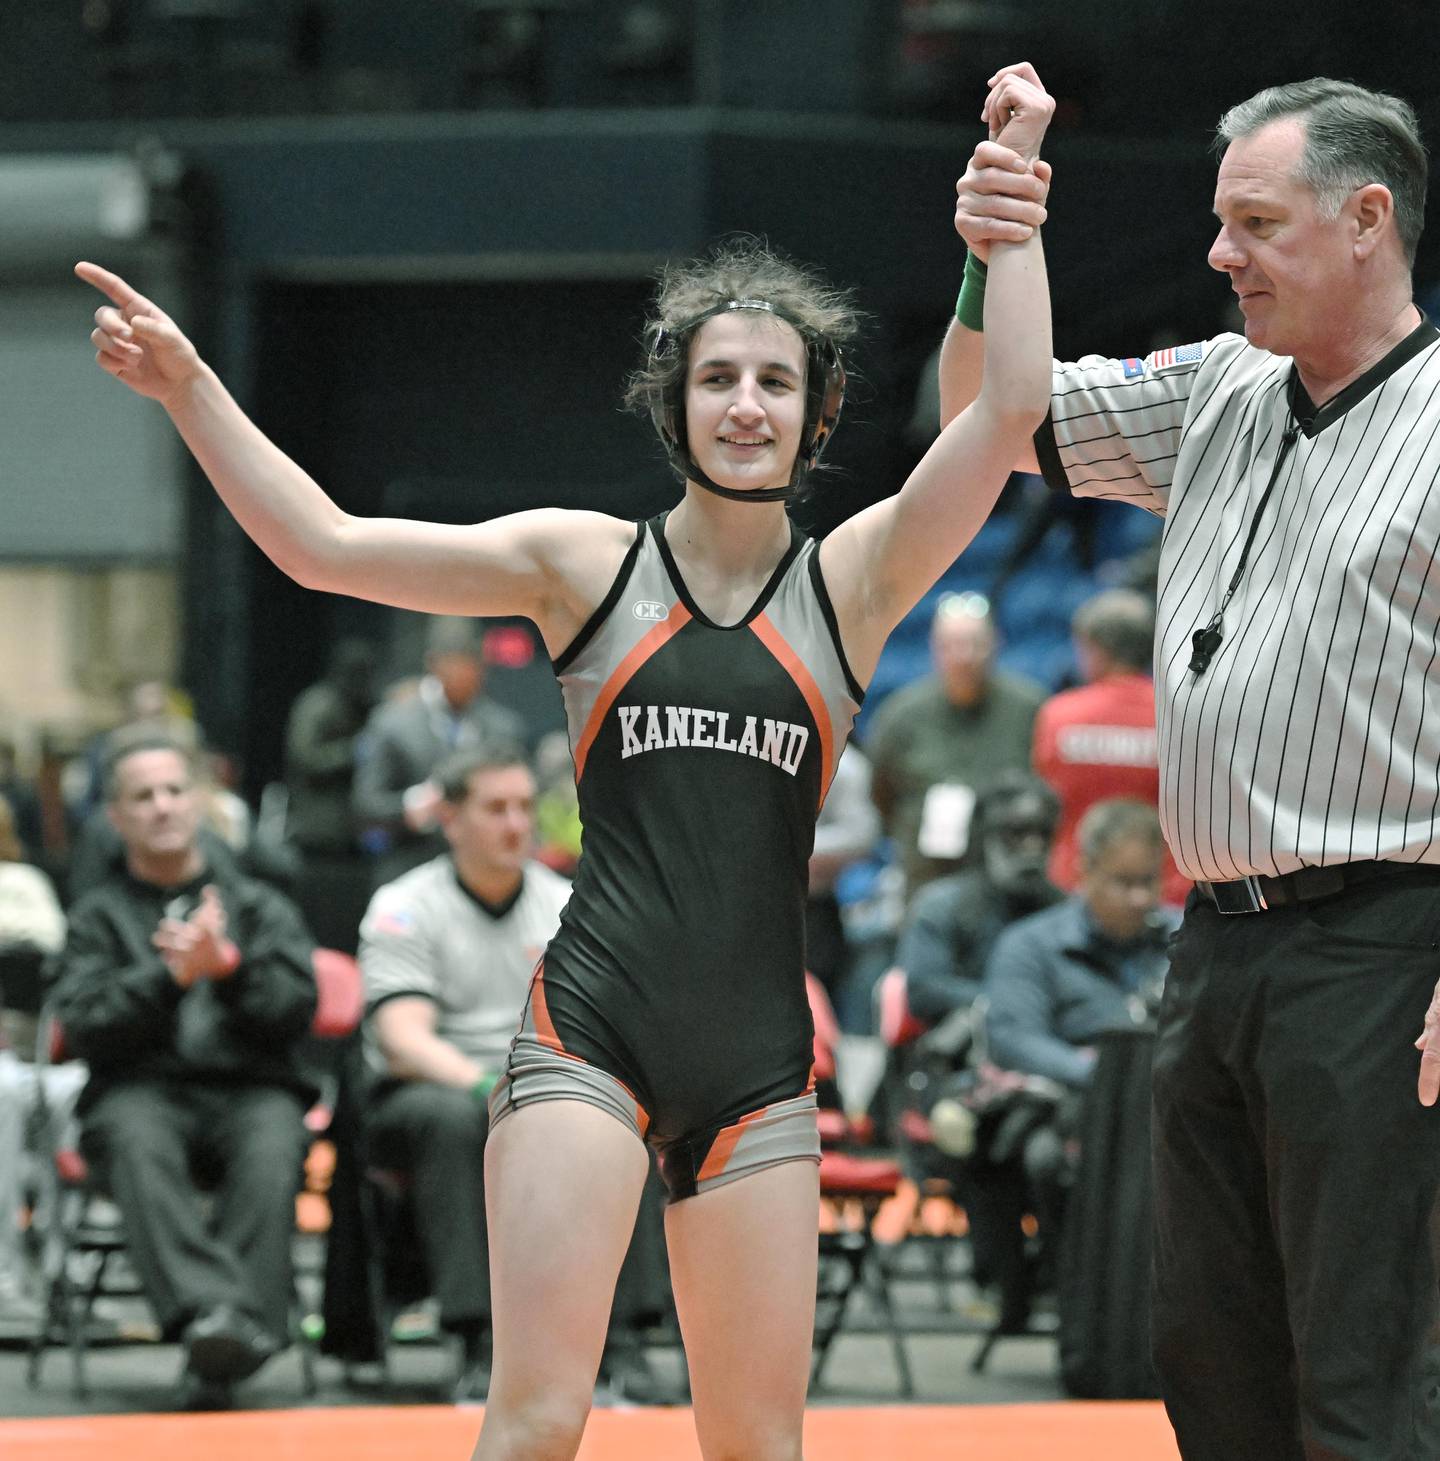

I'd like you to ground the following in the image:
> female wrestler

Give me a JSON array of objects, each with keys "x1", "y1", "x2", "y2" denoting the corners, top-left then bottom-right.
[{"x1": 79, "y1": 71, "x2": 1053, "y2": 1461}]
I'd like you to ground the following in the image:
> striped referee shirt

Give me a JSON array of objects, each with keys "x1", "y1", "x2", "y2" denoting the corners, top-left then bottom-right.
[{"x1": 1035, "y1": 317, "x2": 1440, "y2": 882}]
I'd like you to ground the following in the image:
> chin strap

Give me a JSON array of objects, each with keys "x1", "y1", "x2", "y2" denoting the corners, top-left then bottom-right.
[{"x1": 688, "y1": 467, "x2": 796, "y2": 504}]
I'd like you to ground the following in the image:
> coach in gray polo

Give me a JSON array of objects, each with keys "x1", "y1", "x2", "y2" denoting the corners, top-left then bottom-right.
[
  {"x1": 359, "y1": 746, "x2": 569, "y2": 1398},
  {"x1": 942, "y1": 63, "x2": 1440, "y2": 1460}
]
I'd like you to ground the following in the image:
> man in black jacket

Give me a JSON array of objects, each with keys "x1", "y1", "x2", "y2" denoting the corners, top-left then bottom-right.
[{"x1": 51, "y1": 736, "x2": 317, "y2": 1406}]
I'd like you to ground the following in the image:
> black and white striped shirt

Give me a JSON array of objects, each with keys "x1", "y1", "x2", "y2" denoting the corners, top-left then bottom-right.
[{"x1": 1035, "y1": 319, "x2": 1440, "y2": 881}]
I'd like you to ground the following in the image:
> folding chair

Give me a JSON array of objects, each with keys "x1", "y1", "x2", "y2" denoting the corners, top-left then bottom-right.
[
  {"x1": 874, "y1": 967, "x2": 970, "y2": 1312},
  {"x1": 805, "y1": 974, "x2": 914, "y2": 1399}
]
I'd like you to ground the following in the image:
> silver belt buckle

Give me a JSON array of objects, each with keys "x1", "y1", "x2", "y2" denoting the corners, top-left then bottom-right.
[{"x1": 1208, "y1": 874, "x2": 1269, "y2": 915}]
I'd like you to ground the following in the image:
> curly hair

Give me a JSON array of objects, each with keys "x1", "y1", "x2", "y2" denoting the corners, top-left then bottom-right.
[{"x1": 623, "y1": 236, "x2": 861, "y2": 420}]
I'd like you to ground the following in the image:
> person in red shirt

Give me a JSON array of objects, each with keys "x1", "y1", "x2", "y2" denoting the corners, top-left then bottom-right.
[{"x1": 1032, "y1": 590, "x2": 1189, "y2": 907}]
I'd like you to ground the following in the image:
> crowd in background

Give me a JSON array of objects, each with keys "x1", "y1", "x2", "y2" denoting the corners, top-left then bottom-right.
[{"x1": 0, "y1": 484, "x2": 1185, "y2": 1408}]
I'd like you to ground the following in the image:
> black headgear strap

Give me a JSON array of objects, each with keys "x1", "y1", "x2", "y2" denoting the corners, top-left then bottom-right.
[{"x1": 648, "y1": 298, "x2": 846, "y2": 504}]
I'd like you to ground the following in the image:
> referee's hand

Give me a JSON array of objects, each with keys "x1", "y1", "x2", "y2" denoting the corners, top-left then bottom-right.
[
  {"x1": 1416, "y1": 977, "x2": 1440, "y2": 1105},
  {"x1": 953, "y1": 144, "x2": 1051, "y2": 263}
]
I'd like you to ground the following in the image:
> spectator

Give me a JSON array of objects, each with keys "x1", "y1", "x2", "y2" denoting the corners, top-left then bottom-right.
[
  {"x1": 0, "y1": 793, "x2": 79, "y2": 1326},
  {"x1": 358, "y1": 746, "x2": 569, "y2": 1400},
  {"x1": 867, "y1": 592, "x2": 1043, "y2": 896},
  {"x1": 531, "y1": 729, "x2": 582, "y2": 876},
  {"x1": 50, "y1": 736, "x2": 317, "y2": 1408},
  {"x1": 353, "y1": 617, "x2": 526, "y2": 883},
  {"x1": 0, "y1": 739, "x2": 44, "y2": 860},
  {"x1": 69, "y1": 680, "x2": 197, "y2": 825},
  {"x1": 283, "y1": 638, "x2": 378, "y2": 857},
  {"x1": 890, "y1": 773, "x2": 1063, "y2": 1329},
  {"x1": 896, "y1": 772, "x2": 1063, "y2": 1027},
  {"x1": 985, "y1": 799, "x2": 1177, "y2": 1087},
  {"x1": 967, "y1": 798, "x2": 1173, "y2": 1331},
  {"x1": 1032, "y1": 590, "x2": 1189, "y2": 906},
  {"x1": 807, "y1": 745, "x2": 880, "y2": 1008},
  {"x1": 66, "y1": 730, "x2": 295, "y2": 901}
]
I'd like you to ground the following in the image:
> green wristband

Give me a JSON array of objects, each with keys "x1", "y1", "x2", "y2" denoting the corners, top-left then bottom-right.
[
  {"x1": 954, "y1": 252, "x2": 988, "y2": 333},
  {"x1": 471, "y1": 1072, "x2": 498, "y2": 1104}
]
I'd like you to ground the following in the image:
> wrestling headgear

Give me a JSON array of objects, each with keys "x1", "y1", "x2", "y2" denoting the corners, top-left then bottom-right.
[{"x1": 647, "y1": 298, "x2": 846, "y2": 504}]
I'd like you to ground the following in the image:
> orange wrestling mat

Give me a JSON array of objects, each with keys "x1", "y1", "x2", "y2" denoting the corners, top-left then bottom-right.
[{"x1": 3, "y1": 1402, "x2": 1181, "y2": 1460}]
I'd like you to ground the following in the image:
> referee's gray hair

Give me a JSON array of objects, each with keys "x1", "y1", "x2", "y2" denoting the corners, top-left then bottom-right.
[
  {"x1": 1077, "y1": 798, "x2": 1163, "y2": 866},
  {"x1": 1216, "y1": 79, "x2": 1428, "y2": 266}
]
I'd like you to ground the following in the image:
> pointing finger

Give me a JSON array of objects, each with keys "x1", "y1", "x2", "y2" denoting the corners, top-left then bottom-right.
[{"x1": 75, "y1": 260, "x2": 153, "y2": 316}]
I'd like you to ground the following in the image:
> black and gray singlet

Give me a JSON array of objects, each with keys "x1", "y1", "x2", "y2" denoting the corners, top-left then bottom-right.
[{"x1": 503, "y1": 511, "x2": 863, "y2": 1195}]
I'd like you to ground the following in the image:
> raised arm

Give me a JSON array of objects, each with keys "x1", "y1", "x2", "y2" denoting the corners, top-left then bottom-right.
[
  {"x1": 821, "y1": 66, "x2": 1054, "y2": 681},
  {"x1": 937, "y1": 62, "x2": 1054, "y2": 456},
  {"x1": 77, "y1": 263, "x2": 630, "y2": 649}
]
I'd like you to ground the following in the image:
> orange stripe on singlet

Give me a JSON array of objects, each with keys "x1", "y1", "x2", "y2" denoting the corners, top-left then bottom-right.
[
  {"x1": 748, "y1": 612, "x2": 835, "y2": 807},
  {"x1": 696, "y1": 1104, "x2": 769, "y2": 1185},
  {"x1": 572, "y1": 605, "x2": 692, "y2": 782},
  {"x1": 527, "y1": 960, "x2": 567, "y2": 1055},
  {"x1": 525, "y1": 962, "x2": 652, "y2": 1138}
]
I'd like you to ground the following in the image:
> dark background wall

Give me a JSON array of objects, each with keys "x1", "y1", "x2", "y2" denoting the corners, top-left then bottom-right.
[{"x1": 1, "y1": 0, "x2": 1433, "y2": 789}]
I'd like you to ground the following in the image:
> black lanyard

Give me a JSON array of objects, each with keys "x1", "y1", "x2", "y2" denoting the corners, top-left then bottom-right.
[{"x1": 1188, "y1": 417, "x2": 1301, "y2": 676}]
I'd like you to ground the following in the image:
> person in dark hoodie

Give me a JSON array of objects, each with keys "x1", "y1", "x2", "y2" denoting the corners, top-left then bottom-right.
[{"x1": 50, "y1": 735, "x2": 316, "y2": 1408}]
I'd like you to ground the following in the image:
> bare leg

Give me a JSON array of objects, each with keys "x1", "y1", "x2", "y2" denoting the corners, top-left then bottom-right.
[
  {"x1": 470, "y1": 1100, "x2": 649, "y2": 1461},
  {"x1": 665, "y1": 1160, "x2": 820, "y2": 1461}
]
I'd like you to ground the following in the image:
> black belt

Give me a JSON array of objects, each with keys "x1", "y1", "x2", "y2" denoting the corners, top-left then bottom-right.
[{"x1": 1198, "y1": 859, "x2": 1440, "y2": 915}]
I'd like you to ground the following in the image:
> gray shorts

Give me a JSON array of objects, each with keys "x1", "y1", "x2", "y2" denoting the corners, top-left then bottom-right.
[{"x1": 489, "y1": 1030, "x2": 820, "y2": 1201}]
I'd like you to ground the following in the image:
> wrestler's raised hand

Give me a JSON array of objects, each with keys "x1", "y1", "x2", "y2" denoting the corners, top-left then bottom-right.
[
  {"x1": 76, "y1": 261, "x2": 202, "y2": 409},
  {"x1": 982, "y1": 61, "x2": 1055, "y2": 162}
]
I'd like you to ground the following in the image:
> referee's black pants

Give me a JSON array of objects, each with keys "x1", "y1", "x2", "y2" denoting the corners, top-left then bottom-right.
[
  {"x1": 1151, "y1": 877, "x2": 1440, "y2": 1460},
  {"x1": 366, "y1": 1080, "x2": 490, "y2": 1329}
]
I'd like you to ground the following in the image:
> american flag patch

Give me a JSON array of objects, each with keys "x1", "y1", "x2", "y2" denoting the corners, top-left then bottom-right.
[
  {"x1": 1122, "y1": 357, "x2": 1145, "y2": 378},
  {"x1": 372, "y1": 909, "x2": 415, "y2": 937},
  {"x1": 1148, "y1": 342, "x2": 1204, "y2": 370}
]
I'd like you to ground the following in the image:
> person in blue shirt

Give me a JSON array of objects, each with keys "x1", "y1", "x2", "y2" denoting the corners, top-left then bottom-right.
[
  {"x1": 972, "y1": 798, "x2": 1174, "y2": 1331},
  {"x1": 985, "y1": 797, "x2": 1177, "y2": 1087}
]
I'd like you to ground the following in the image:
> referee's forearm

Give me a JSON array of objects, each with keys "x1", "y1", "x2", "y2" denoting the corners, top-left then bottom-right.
[{"x1": 938, "y1": 315, "x2": 985, "y2": 431}]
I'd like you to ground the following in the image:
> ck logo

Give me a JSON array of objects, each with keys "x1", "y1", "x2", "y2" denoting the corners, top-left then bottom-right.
[{"x1": 632, "y1": 601, "x2": 669, "y2": 622}]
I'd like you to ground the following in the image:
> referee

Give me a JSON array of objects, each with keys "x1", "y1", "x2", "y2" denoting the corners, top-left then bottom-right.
[
  {"x1": 359, "y1": 746, "x2": 571, "y2": 1397},
  {"x1": 941, "y1": 64, "x2": 1440, "y2": 1460}
]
